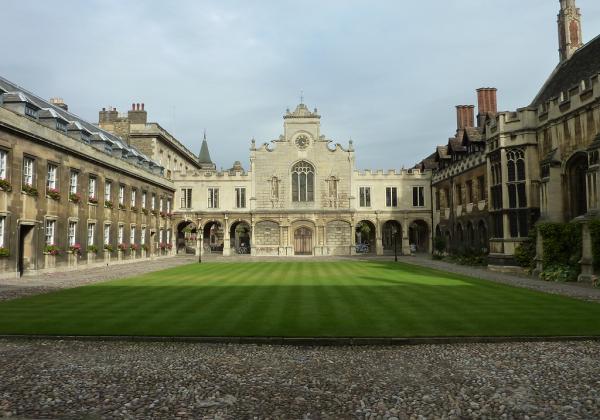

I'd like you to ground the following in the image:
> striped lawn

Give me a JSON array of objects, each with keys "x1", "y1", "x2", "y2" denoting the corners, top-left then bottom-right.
[{"x1": 1, "y1": 261, "x2": 600, "y2": 337}]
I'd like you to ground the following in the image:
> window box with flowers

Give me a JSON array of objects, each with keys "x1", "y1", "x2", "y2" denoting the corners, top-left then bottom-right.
[
  {"x1": 159, "y1": 243, "x2": 167, "y2": 253},
  {"x1": 88, "y1": 196, "x2": 98, "y2": 205},
  {"x1": 46, "y1": 188, "x2": 61, "y2": 201},
  {"x1": 87, "y1": 245, "x2": 98, "y2": 254},
  {"x1": 104, "y1": 200, "x2": 113, "y2": 209},
  {"x1": 142, "y1": 208, "x2": 149, "y2": 215},
  {"x1": 130, "y1": 243, "x2": 139, "y2": 252},
  {"x1": 167, "y1": 243, "x2": 173, "y2": 250},
  {"x1": 0, "y1": 179, "x2": 12, "y2": 192},
  {"x1": 0, "y1": 247, "x2": 9, "y2": 257},
  {"x1": 69, "y1": 243, "x2": 82, "y2": 255},
  {"x1": 69, "y1": 192, "x2": 81, "y2": 204},
  {"x1": 160, "y1": 211, "x2": 167, "y2": 218},
  {"x1": 118, "y1": 203, "x2": 126, "y2": 210},
  {"x1": 103, "y1": 244, "x2": 114, "y2": 252},
  {"x1": 130, "y1": 206, "x2": 138, "y2": 213},
  {"x1": 118, "y1": 243, "x2": 129, "y2": 252},
  {"x1": 151, "y1": 209, "x2": 159, "y2": 216},
  {"x1": 44, "y1": 245, "x2": 60, "y2": 255},
  {"x1": 166, "y1": 212, "x2": 173, "y2": 219},
  {"x1": 22, "y1": 184, "x2": 38, "y2": 197}
]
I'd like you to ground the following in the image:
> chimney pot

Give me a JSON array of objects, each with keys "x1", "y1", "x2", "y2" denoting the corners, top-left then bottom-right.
[{"x1": 141, "y1": 103, "x2": 145, "y2": 111}]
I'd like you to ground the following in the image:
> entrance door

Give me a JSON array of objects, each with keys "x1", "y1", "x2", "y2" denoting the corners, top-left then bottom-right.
[
  {"x1": 294, "y1": 227, "x2": 313, "y2": 255},
  {"x1": 18, "y1": 224, "x2": 34, "y2": 277}
]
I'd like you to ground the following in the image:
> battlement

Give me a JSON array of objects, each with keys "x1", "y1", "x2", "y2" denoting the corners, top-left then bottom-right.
[
  {"x1": 536, "y1": 72, "x2": 599, "y2": 123},
  {"x1": 353, "y1": 168, "x2": 430, "y2": 178},
  {"x1": 174, "y1": 168, "x2": 252, "y2": 180}
]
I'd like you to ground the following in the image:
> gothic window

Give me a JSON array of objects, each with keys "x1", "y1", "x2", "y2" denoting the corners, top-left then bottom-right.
[
  {"x1": 291, "y1": 161, "x2": 314, "y2": 202},
  {"x1": 507, "y1": 149, "x2": 528, "y2": 237}
]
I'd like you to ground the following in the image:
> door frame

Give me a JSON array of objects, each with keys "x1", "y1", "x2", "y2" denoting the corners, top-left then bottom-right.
[{"x1": 294, "y1": 227, "x2": 313, "y2": 256}]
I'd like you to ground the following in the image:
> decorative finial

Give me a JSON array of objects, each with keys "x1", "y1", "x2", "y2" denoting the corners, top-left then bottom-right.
[
  {"x1": 300, "y1": 90, "x2": 304, "y2": 104},
  {"x1": 203, "y1": 129, "x2": 207, "y2": 141}
]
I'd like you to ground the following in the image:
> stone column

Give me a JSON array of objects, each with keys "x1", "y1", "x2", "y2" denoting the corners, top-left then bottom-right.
[
  {"x1": 402, "y1": 216, "x2": 410, "y2": 255},
  {"x1": 351, "y1": 220, "x2": 357, "y2": 256},
  {"x1": 578, "y1": 221, "x2": 594, "y2": 283},
  {"x1": 375, "y1": 218, "x2": 383, "y2": 256},
  {"x1": 533, "y1": 229, "x2": 544, "y2": 277},
  {"x1": 223, "y1": 215, "x2": 231, "y2": 256}
]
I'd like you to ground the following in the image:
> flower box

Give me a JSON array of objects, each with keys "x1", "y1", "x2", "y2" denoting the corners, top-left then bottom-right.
[
  {"x1": 87, "y1": 245, "x2": 98, "y2": 253},
  {"x1": 131, "y1": 206, "x2": 138, "y2": 213},
  {"x1": 69, "y1": 192, "x2": 81, "y2": 203},
  {"x1": 44, "y1": 244, "x2": 60, "y2": 255},
  {"x1": 22, "y1": 184, "x2": 38, "y2": 197},
  {"x1": 118, "y1": 243, "x2": 129, "y2": 252},
  {"x1": 142, "y1": 208, "x2": 149, "y2": 215},
  {"x1": 69, "y1": 243, "x2": 82, "y2": 255},
  {"x1": 130, "y1": 244, "x2": 139, "y2": 251},
  {"x1": 103, "y1": 244, "x2": 114, "y2": 252},
  {"x1": 104, "y1": 200, "x2": 113, "y2": 209},
  {"x1": 47, "y1": 188, "x2": 61, "y2": 201},
  {"x1": 0, "y1": 178, "x2": 12, "y2": 192},
  {"x1": 118, "y1": 203, "x2": 126, "y2": 210},
  {"x1": 88, "y1": 196, "x2": 98, "y2": 204}
]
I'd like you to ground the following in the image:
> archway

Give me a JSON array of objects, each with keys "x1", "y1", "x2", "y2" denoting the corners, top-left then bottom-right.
[
  {"x1": 466, "y1": 221, "x2": 475, "y2": 248},
  {"x1": 230, "y1": 221, "x2": 251, "y2": 254},
  {"x1": 409, "y1": 220, "x2": 429, "y2": 252},
  {"x1": 382, "y1": 220, "x2": 402, "y2": 252},
  {"x1": 176, "y1": 220, "x2": 198, "y2": 254},
  {"x1": 566, "y1": 152, "x2": 588, "y2": 219},
  {"x1": 478, "y1": 220, "x2": 488, "y2": 253},
  {"x1": 294, "y1": 227, "x2": 313, "y2": 255},
  {"x1": 355, "y1": 220, "x2": 376, "y2": 254},
  {"x1": 203, "y1": 221, "x2": 224, "y2": 253},
  {"x1": 455, "y1": 223, "x2": 464, "y2": 248}
]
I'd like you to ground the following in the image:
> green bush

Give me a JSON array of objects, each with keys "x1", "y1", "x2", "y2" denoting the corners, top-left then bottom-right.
[
  {"x1": 539, "y1": 264, "x2": 579, "y2": 282},
  {"x1": 433, "y1": 235, "x2": 446, "y2": 255},
  {"x1": 589, "y1": 220, "x2": 600, "y2": 271},
  {"x1": 537, "y1": 222, "x2": 581, "y2": 275},
  {"x1": 514, "y1": 228, "x2": 537, "y2": 271}
]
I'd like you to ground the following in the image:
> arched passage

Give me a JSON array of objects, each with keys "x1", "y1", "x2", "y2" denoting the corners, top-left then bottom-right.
[
  {"x1": 409, "y1": 220, "x2": 429, "y2": 252},
  {"x1": 355, "y1": 220, "x2": 376, "y2": 254},
  {"x1": 566, "y1": 152, "x2": 588, "y2": 219},
  {"x1": 478, "y1": 220, "x2": 488, "y2": 252},
  {"x1": 382, "y1": 220, "x2": 402, "y2": 252},
  {"x1": 203, "y1": 221, "x2": 224, "y2": 253},
  {"x1": 230, "y1": 221, "x2": 251, "y2": 254},
  {"x1": 176, "y1": 220, "x2": 198, "y2": 254}
]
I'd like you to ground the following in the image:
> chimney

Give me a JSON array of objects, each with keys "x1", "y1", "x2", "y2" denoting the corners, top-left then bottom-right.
[
  {"x1": 476, "y1": 88, "x2": 498, "y2": 127},
  {"x1": 127, "y1": 101, "x2": 148, "y2": 124},
  {"x1": 456, "y1": 105, "x2": 475, "y2": 130},
  {"x1": 50, "y1": 97, "x2": 68, "y2": 111},
  {"x1": 99, "y1": 106, "x2": 118, "y2": 124}
]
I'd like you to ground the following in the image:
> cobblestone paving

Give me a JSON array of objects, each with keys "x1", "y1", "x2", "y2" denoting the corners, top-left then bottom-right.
[
  {"x1": 398, "y1": 255, "x2": 600, "y2": 303},
  {"x1": 0, "y1": 256, "x2": 196, "y2": 302},
  {"x1": 1, "y1": 339, "x2": 600, "y2": 419}
]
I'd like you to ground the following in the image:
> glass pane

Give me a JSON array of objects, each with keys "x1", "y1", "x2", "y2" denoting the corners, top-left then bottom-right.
[
  {"x1": 300, "y1": 173, "x2": 307, "y2": 202},
  {"x1": 508, "y1": 184, "x2": 516, "y2": 208},
  {"x1": 292, "y1": 173, "x2": 299, "y2": 202},
  {"x1": 517, "y1": 183, "x2": 527, "y2": 207},
  {"x1": 307, "y1": 173, "x2": 314, "y2": 201}
]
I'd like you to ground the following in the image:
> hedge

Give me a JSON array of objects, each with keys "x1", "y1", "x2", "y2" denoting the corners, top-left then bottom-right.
[{"x1": 537, "y1": 222, "x2": 582, "y2": 274}]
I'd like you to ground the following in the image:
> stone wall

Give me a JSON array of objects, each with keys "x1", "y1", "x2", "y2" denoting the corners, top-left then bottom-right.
[
  {"x1": 326, "y1": 220, "x2": 352, "y2": 255},
  {"x1": 254, "y1": 221, "x2": 280, "y2": 246}
]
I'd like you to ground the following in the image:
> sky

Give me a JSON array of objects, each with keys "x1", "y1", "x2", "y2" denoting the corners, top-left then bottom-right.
[{"x1": 1, "y1": 0, "x2": 600, "y2": 170}]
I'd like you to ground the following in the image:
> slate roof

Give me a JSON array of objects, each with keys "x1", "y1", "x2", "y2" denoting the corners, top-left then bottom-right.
[
  {"x1": 0, "y1": 76, "x2": 162, "y2": 172},
  {"x1": 532, "y1": 34, "x2": 600, "y2": 106},
  {"x1": 198, "y1": 137, "x2": 213, "y2": 164}
]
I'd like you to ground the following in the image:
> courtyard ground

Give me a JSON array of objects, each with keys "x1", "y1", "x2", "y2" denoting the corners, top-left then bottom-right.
[
  {"x1": 1, "y1": 259, "x2": 600, "y2": 338},
  {"x1": 1, "y1": 339, "x2": 599, "y2": 419}
]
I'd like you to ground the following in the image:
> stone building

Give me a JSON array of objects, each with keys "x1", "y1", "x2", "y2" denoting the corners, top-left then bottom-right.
[
  {"x1": 173, "y1": 103, "x2": 432, "y2": 257},
  {"x1": 0, "y1": 77, "x2": 176, "y2": 279},
  {"x1": 421, "y1": 0, "x2": 600, "y2": 270}
]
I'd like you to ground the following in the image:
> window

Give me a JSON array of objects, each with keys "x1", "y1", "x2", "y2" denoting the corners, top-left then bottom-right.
[
  {"x1": 118, "y1": 225, "x2": 124, "y2": 244},
  {"x1": 46, "y1": 164, "x2": 58, "y2": 190},
  {"x1": 140, "y1": 227, "x2": 146, "y2": 245},
  {"x1": 507, "y1": 149, "x2": 528, "y2": 237},
  {"x1": 131, "y1": 189, "x2": 137, "y2": 207},
  {"x1": 159, "y1": 197, "x2": 164, "y2": 212},
  {"x1": 167, "y1": 230, "x2": 171, "y2": 245},
  {"x1": 68, "y1": 221, "x2": 77, "y2": 247},
  {"x1": 130, "y1": 226, "x2": 136, "y2": 244},
  {"x1": 103, "y1": 181, "x2": 111, "y2": 202},
  {"x1": 0, "y1": 216, "x2": 5, "y2": 248},
  {"x1": 166, "y1": 198, "x2": 171, "y2": 213},
  {"x1": 477, "y1": 176, "x2": 486, "y2": 201},
  {"x1": 142, "y1": 191, "x2": 147, "y2": 209},
  {"x1": 119, "y1": 185, "x2": 125, "y2": 205},
  {"x1": 180, "y1": 188, "x2": 192, "y2": 209},
  {"x1": 456, "y1": 184, "x2": 463, "y2": 206},
  {"x1": 160, "y1": 228, "x2": 164, "y2": 243},
  {"x1": 87, "y1": 223, "x2": 95, "y2": 246},
  {"x1": 151, "y1": 193, "x2": 156, "y2": 210},
  {"x1": 24, "y1": 106, "x2": 38, "y2": 119},
  {"x1": 104, "y1": 224, "x2": 111, "y2": 245},
  {"x1": 88, "y1": 176, "x2": 97, "y2": 200},
  {"x1": 0, "y1": 149, "x2": 7, "y2": 180},
  {"x1": 23, "y1": 157, "x2": 34, "y2": 186},
  {"x1": 412, "y1": 186, "x2": 425, "y2": 207},
  {"x1": 69, "y1": 171, "x2": 78, "y2": 194},
  {"x1": 291, "y1": 161, "x2": 315, "y2": 202},
  {"x1": 235, "y1": 187, "x2": 246, "y2": 208},
  {"x1": 385, "y1": 187, "x2": 398, "y2": 207},
  {"x1": 208, "y1": 188, "x2": 219, "y2": 208},
  {"x1": 466, "y1": 181, "x2": 473, "y2": 204},
  {"x1": 359, "y1": 187, "x2": 371, "y2": 207},
  {"x1": 45, "y1": 219, "x2": 55, "y2": 245}
]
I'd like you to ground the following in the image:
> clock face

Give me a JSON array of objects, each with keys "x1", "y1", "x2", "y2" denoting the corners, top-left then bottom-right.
[{"x1": 295, "y1": 134, "x2": 309, "y2": 149}]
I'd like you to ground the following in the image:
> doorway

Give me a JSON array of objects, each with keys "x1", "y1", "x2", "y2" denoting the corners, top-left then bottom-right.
[
  {"x1": 18, "y1": 224, "x2": 35, "y2": 277},
  {"x1": 294, "y1": 227, "x2": 313, "y2": 255}
]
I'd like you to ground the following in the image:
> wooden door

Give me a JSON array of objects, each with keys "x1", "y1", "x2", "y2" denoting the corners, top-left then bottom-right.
[{"x1": 294, "y1": 227, "x2": 313, "y2": 255}]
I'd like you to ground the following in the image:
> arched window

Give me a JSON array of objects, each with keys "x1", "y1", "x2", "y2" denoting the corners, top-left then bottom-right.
[
  {"x1": 507, "y1": 149, "x2": 528, "y2": 237},
  {"x1": 291, "y1": 161, "x2": 314, "y2": 202}
]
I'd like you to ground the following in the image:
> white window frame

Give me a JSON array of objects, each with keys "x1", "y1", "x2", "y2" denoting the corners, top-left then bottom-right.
[
  {"x1": 69, "y1": 170, "x2": 78, "y2": 194},
  {"x1": 142, "y1": 191, "x2": 147, "y2": 209},
  {"x1": 131, "y1": 189, "x2": 137, "y2": 207},
  {"x1": 151, "y1": 194, "x2": 156, "y2": 210},
  {"x1": 118, "y1": 225, "x2": 124, "y2": 244},
  {"x1": 0, "y1": 149, "x2": 7, "y2": 180},
  {"x1": 119, "y1": 185, "x2": 125, "y2": 205},
  {"x1": 412, "y1": 186, "x2": 425, "y2": 207},
  {"x1": 159, "y1": 197, "x2": 164, "y2": 212},
  {"x1": 45, "y1": 219, "x2": 56, "y2": 246},
  {"x1": 359, "y1": 186, "x2": 371, "y2": 208},
  {"x1": 130, "y1": 226, "x2": 136, "y2": 244},
  {"x1": 105, "y1": 181, "x2": 112, "y2": 201},
  {"x1": 68, "y1": 221, "x2": 77, "y2": 247},
  {"x1": 104, "y1": 224, "x2": 111, "y2": 245},
  {"x1": 47, "y1": 163, "x2": 58, "y2": 190},
  {"x1": 140, "y1": 226, "x2": 146, "y2": 245},
  {"x1": 235, "y1": 187, "x2": 246, "y2": 209},
  {"x1": 386, "y1": 187, "x2": 398, "y2": 208},
  {"x1": 166, "y1": 198, "x2": 171, "y2": 213},
  {"x1": 87, "y1": 223, "x2": 95, "y2": 246},
  {"x1": 180, "y1": 188, "x2": 192, "y2": 209},
  {"x1": 23, "y1": 157, "x2": 34, "y2": 187},
  {"x1": 88, "y1": 176, "x2": 97, "y2": 199},
  {"x1": 208, "y1": 187, "x2": 219, "y2": 209}
]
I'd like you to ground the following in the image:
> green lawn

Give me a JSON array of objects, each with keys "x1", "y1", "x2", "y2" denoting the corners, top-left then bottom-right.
[{"x1": 1, "y1": 261, "x2": 600, "y2": 337}]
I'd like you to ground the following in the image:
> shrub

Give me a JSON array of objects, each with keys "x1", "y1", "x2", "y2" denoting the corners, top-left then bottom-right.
[
  {"x1": 433, "y1": 235, "x2": 446, "y2": 255},
  {"x1": 130, "y1": 244, "x2": 139, "y2": 251},
  {"x1": 514, "y1": 228, "x2": 537, "y2": 272},
  {"x1": 118, "y1": 203, "x2": 126, "y2": 210},
  {"x1": 589, "y1": 220, "x2": 600, "y2": 271},
  {"x1": 130, "y1": 206, "x2": 138, "y2": 213},
  {"x1": 539, "y1": 264, "x2": 578, "y2": 282},
  {"x1": 0, "y1": 178, "x2": 12, "y2": 192},
  {"x1": 537, "y1": 222, "x2": 581, "y2": 276},
  {"x1": 142, "y1": 208, "x2": 149, "y2": 215}
]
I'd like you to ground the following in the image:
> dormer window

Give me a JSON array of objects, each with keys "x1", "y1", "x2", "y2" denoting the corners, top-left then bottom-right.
[
  {"x1": 24, "y1": 106, "x2": 38, "y2": 119},
  {"x1": 56, "y1": 120, "x2": 67, "y2": 132},
  {"x1": 590, "y1": 151, "x2": 599, "y2": 167}
]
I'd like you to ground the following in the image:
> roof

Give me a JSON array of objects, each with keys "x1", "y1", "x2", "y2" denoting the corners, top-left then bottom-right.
[
  {"x1": 532, "y1": 34, "x2": 600, "y2": 106},
  {"x1": 284, "y1": 103, "x2": 321, "y2": 119},
  {"x1": 463, "y1": 127, "x2": 483, "y2": 143},
  {"x1": 198, "y1": 137, "x2": 213, "y2": 164},
  {"x1": 0, "y1": 76, "x2": 162, "y2": 172}
]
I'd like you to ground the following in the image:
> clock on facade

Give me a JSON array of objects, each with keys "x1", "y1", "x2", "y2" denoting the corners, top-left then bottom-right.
[{"x1": 295, "y1": 134, "x2": 310, "y2": 149}]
